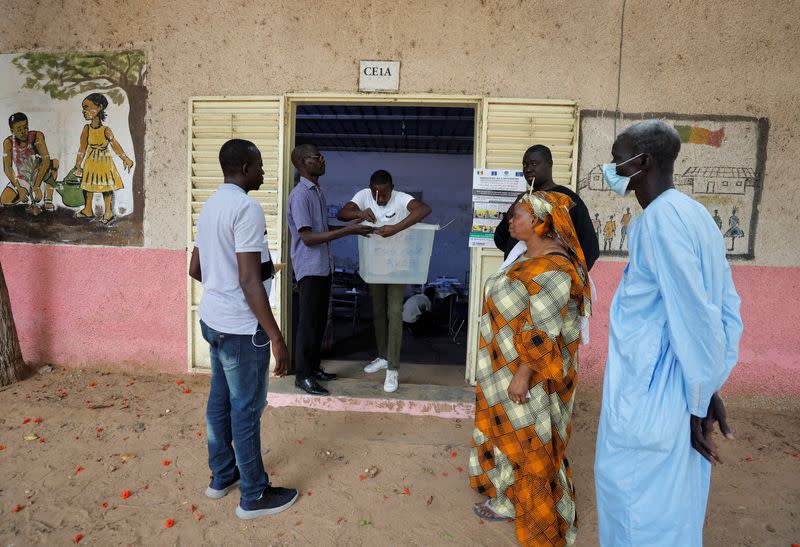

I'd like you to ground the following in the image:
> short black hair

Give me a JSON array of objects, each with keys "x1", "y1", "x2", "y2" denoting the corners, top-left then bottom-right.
[
  {"x1": 219, "y1": 139, "x2": 257, "y2": 172},
  {"x1": 523, "y1": 144, "x2": 553, "y2": 163},
  {"x1": 84, "y1": 93, "x2": 109, "y2": 122},
  {"x1": 369, "y1": 169, "x2": 393, "y2": 186},
  {"x1": 8, "y1": 112, "x2": 27, "y2": 127},
  {"x1": 423, "y1": 286, "x2": 436, "y2": 299}
]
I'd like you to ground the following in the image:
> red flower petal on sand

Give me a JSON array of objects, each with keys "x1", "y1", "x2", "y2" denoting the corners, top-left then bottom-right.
[
  {"x1": 450, "y1": 451, "x2": 457, "y2": 459},
  {"x1": 90, "y1": 382, "x2": 97, "y2": 387},
  {"x1": 12, "y1": 504, "x2": 23, "y2": 512},
  {"x1": 306, "y1": 490, "x2": 312, "y2": 496},
  {"x1": 39, "y1": 438, "x2": 45, "y2": 443},
  {"x1": 33, "y1": 418, "x2": 42, "y2": 424},
  {"x1": 456, "y1": 467, "x2": 464, "y2": 473},
  {"x1": 190, "y1": 504, "x2": 196, "y2": 513},
  {"x1": 101, "y1": 502, "x2": 109, "y2": 509},
  {"x1": 176, "y1": 380, "x2": 184, "y2": 385},
  {"x1": 96, "y1": 428, "x2": 103, "y2": 433},
  {"x1": 73, "y1": 533, "x2": 84, "y2": 543},
  {"x1": 75, "y1": 466, "x2": 84, "y2": 473},
  {"x1": 22, "y1": 418, "x2": 31, "y2": 424},
  {"x1": 121, "y1": 490, "x2": 132, "y2": 499},
  {"x1": 195, "y1": 513, "x2": 203, "y2": 521},
  {"x1": 0, "y1": 445, "x2": 5, "y2": 450},
  {"x1": 183, "y1": 388, "x2": 191, "y2": 394},
  {"x1": 336, "y1": 517, "x2": 345, "y2": 525},
  {"x1": 165, "y1": 519, "x2": 175, "y2": 528},
  {"x1": 358, "y1": 474, "x2": 366, "y2": 481},
  {"x1": 402, "y1": 487, "x2": 410, "y2": 496},
  {"x1": 195, "y1": 431, "x2": 203, "y2": 437},
  {"x1": 744, "y1": 456, "x2": 753, "y2": 462},
  {"x1": 442, "y1": 472, "x2": 449, "y2": 477},
  {"x1": 163, "y1": 460, "x2": 171, "y2": 466}
]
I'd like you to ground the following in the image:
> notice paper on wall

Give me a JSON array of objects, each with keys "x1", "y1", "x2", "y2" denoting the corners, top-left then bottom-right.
[{"x1": 469, "y1": 168, "x2": 527, "y2": 247}]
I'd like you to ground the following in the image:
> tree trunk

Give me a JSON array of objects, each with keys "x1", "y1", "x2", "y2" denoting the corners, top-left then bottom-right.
[
  {"x1": 124, "y1": 84, "x2": 148, "y2": 242},
  {"x1": 0, "y1": 260, "x2": 26, "y2": 386}
]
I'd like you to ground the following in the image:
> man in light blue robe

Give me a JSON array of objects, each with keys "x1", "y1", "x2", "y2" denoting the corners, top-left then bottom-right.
[{"x1": 594, "y1": 120, "x2": 743, "y2": 546}]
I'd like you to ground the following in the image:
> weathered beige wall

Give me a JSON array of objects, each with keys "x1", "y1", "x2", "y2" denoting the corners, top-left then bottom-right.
[{"x1": 2, "y1": 0, "x2": 798, "y2": 265}]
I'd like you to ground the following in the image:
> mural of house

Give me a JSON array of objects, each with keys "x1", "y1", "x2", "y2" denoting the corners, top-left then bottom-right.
[
  {"x1": 678, "y1": 166, "x2": 757, "y2": 195},
  {"x1": 583, "y1": 165, "x2": 607, "y2": 191}
]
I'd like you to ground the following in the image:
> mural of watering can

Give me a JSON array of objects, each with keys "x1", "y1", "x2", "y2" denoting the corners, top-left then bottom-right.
[{"x1": 1, "y1": 157, "x2": 82, "y2": 213}]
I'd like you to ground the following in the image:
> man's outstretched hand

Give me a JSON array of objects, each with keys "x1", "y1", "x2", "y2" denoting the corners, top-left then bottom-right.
[{"x1": 690, "y1": 392, "x2": 735, "y2": 465}]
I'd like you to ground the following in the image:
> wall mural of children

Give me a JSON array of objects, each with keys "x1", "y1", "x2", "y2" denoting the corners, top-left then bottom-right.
[{"x1": 73, "y1": 93, "x2": 133, "y2": 225}]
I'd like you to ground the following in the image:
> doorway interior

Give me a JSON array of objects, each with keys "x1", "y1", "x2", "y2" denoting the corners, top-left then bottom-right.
[{"x1": 290, "y1": 104, "x2": 475, "y2": 387}]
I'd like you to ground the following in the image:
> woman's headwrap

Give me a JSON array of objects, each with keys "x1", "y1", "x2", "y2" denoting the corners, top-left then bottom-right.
[{"x1": 516, "y1": 191, "x2": 591, "y2": 317}]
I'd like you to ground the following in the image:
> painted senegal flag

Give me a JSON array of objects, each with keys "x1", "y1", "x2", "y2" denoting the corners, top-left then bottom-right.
[{"x1": 674, "y1": 125, "x2": 725, "y2": 147}]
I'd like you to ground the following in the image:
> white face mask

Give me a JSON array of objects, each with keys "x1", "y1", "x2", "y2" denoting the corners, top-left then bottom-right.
[{"x1": 602, "y1": 153, "x2": 643, "y2": 195}]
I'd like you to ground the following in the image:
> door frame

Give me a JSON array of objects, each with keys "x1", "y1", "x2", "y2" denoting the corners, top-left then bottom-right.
[{"x1": 280, "y1": 93, "x2": 484, "y2": 375}]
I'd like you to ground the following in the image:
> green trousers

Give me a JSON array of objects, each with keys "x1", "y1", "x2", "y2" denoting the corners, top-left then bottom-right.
[{"x1": 369, "y1": 283, "x2": 405, "y2": 371}]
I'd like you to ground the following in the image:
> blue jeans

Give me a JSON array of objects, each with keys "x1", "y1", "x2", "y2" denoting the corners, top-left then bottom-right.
[{"x1": 200, "y1": 320, "x2": 269, "y2": 501}]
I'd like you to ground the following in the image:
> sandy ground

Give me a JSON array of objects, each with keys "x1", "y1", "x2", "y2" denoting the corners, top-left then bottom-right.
[{"x1": 1, "y1": 366, "x2": 798, "y2": 546}]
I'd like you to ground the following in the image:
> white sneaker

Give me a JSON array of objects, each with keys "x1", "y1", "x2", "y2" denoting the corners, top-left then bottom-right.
[
  {"x1": 364, "y1": 358, "x2": 389, "y2": 373},
  {"x1": 384, "y1": 370, "x2": 399, "y2": 393}
]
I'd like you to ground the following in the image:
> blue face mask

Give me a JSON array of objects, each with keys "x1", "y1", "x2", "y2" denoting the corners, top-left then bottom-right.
[{"x1": 602, "y1": 153, "x2": 643, "y2": 195}]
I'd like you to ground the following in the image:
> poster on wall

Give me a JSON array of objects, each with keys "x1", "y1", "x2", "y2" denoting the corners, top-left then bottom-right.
[
  {"x1": 0, "y1": 51, "x2": 147, "y2": 246},
  {"x1": 470, "y1": 168, "x2": 525, "y2": 247},
  {"x1": 578, "y1": 111, "x2": 767, "y2": 259}
]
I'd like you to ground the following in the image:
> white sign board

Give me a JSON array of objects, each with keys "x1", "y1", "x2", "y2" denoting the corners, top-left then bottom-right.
[
  {"x1": 470, "y1": 168, "x2": 527, "y2": 247},
  {"x1": 359, "y1": 60, "x2": 400, "y2": 92}
]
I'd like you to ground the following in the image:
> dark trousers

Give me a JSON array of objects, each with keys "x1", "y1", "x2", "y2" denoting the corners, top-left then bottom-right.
[{"x1": 295, "y1": 274, "x2": 331, "y2": 380}]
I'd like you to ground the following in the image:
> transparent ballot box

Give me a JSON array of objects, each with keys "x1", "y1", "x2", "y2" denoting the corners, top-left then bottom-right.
[{"x1": 358, "y1": 223, "x2": 439, "y2": 284}]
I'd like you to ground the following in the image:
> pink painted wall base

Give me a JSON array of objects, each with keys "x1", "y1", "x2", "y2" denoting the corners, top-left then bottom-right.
[
  {"x1": 581, "y1": 261, "x2": 800, "y2": 395},
  {"x1": 1, "y1": 243, "x2": 798, "y2": 394},
  {"x1": 0, "y1": 243, "x2": 187, "y2": 374}
]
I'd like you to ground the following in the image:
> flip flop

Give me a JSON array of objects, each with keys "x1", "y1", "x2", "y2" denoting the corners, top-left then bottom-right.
[
  {"x1": 473, "y1": 500, "x2": 509, "y2": 522},
  {"x1": 74, "y1": 210, "x2": 93, "y2": 219}
]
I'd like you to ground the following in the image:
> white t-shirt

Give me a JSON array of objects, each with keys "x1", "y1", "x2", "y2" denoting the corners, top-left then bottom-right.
[
  {"x1": 195, "y1": 183, "x2": 268, "y2": 335},
  {"x1": 402, "y1": 294, "x2": 432, "y2": 323},
  {"x1": 350, "y1": 188, "x2": 414, "y2": 225}
]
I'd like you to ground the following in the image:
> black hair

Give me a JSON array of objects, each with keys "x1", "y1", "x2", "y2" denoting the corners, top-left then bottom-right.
[
  {"x1": 84, "y1": 93, "x2": 109, "y2": 122},
  {"x1": 423, "y1": 286, "x2": 436, "y2": 299},
  {"x1": 523, "y1": 144, "x2": 553, "y2": 163},
  {"x1": 369, "y1": 169, "x2": 393, "y2": 186},
  {"x1": 8, "y1": 112, "x2": 27, "y2": 127},
  {"x1": 219, "y1": 139, "x2": 258, "y2": 173}
]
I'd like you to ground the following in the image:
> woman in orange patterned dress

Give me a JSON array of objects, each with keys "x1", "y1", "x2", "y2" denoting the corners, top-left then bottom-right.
[{"x1": 470, "y1": 191, "x2": 591, "y2": 546}]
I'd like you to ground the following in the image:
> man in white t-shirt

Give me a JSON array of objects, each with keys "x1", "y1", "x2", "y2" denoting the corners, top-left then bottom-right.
[
  {"x1": 337, "y1": 169, "x2": 431, "y2": 392},
  {"x1": 189, "y1": 139, "x2": 297, "y2": 520},
  {"x1": 402, "y1": 286, "x2": 437, "y2": 336}
]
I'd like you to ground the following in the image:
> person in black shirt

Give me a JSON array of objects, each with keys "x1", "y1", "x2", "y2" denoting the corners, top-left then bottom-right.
[{"x1": 493, "y1": 145, "x2": 600, "y2": 270}]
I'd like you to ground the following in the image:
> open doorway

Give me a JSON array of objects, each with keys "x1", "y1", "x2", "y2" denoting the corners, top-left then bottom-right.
[{"x1": 290, "y1": 104, "x2": 475, "y2": 387}]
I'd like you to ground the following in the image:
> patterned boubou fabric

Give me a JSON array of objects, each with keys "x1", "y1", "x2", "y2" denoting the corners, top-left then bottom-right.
[{"x1": 469, "y1": 191, "x2": 591, "y2": 546}]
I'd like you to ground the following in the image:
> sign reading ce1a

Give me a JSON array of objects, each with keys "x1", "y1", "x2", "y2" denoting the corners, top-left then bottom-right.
[{"x1": 359, "y1": 60, "x2": 400, "y2": 92}]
